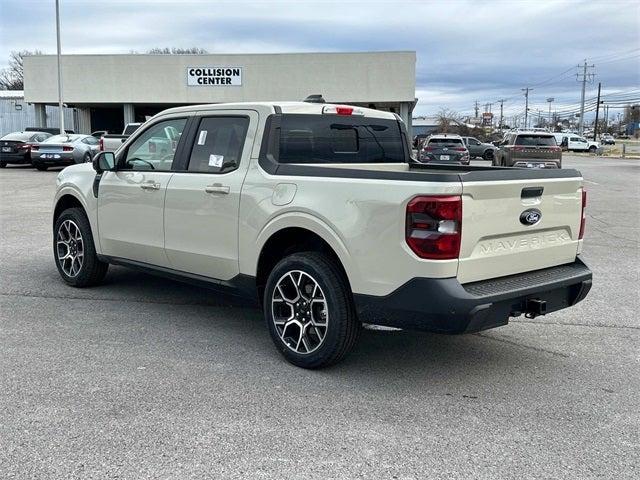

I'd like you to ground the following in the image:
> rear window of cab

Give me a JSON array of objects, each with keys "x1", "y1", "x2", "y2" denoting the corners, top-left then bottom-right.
[
  {"x1": 278, "y1": 114, "x2": 406, "y2": 164},
  {"x1": 515, "y1": 135, "x2": 557, "y2": 146}
]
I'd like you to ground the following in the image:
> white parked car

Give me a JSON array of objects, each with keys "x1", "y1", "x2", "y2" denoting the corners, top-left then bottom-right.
[
  {"x1": 553, "y1": 133, "x2": 599, "y2": 153},
  {"x1": 51, "y1": 101, "x2": 592, "y2": 368}
]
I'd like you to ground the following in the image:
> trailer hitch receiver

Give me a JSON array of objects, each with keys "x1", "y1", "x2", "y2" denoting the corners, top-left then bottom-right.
[{"x1": 525, "y1": 298, "x2": 547, "y2": 318}]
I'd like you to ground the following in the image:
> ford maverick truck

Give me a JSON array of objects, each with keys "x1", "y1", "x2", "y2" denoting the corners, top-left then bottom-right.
[{"x1": 52, "y1": 102, "x2": 592, "y2": 368}]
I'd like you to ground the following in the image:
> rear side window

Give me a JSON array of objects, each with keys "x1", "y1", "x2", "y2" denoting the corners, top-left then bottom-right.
[
  {"x1": 123, "y1": 124, "x2": 141, "y2": 135},
  {"x1": 188, "y1": 116, "x2": 249, "y2": 173},
  {"x1": 515, "y1": 135, "x2": 557, "y2": 146},
  {"x1": 278, "y1": 114, "x2": 405, "y2": 164}
]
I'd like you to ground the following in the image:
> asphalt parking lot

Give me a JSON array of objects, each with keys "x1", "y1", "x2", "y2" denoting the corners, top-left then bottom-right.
[{"x1": 0, "y1": 156, "x2": 638, "y2": 479}]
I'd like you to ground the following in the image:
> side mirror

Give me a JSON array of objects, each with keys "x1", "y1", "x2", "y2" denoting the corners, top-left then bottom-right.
[{"x1": 92, "y1": 151, "x2": 115, "y2": 173}]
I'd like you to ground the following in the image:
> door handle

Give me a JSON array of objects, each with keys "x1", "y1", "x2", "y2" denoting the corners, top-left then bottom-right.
[
  {"x1": 140, "y1": 181, "x2": 161, "y2": 191},
  {"x1": 205, "y1": 184, "x2": 230, "y2": 195}
]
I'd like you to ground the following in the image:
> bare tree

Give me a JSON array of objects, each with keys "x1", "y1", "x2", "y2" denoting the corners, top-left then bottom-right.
[
  {"x1": 436, "y1": 108, "x2": 460, "y2": 134},
  {"x1": 0, "y1": 50, "x2": 42, "y2": 90},
  {"x1": 146, "y1": 47, "x2": 208, "y2": 55}
]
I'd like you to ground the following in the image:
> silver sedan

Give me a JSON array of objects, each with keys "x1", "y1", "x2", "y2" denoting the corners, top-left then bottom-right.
[{"x1": 30, "y1": 134, "x2": 100, "y2": 171}]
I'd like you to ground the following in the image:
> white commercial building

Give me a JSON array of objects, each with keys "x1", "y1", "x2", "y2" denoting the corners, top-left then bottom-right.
[{"x1": 23, "y1": 51, "x2": 416, "y2": 135}]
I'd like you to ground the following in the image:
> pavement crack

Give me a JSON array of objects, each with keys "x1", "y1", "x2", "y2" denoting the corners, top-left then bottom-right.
[
  {"x1": 0, "y1": 291, "x2": 252, "y2": 309},
  {"x1": 476, "y1": 333, "x2": 571, "y2": 358},
  {"x1": 512, "y1": 318, "x2": 640, "y2": 331}
]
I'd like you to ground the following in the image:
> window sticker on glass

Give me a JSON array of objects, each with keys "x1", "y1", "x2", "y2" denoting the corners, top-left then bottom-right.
[
  {"x1": 209, "y1": 154, "x2": 224, "y2": 168},
  {"x1": 198, "y1": 130, "x2": 208, "y2": 145}
]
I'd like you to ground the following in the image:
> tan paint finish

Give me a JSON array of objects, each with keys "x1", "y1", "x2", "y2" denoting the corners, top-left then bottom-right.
[{"x1": 53, "y1": 102, "x2": 585, "y2": 300}]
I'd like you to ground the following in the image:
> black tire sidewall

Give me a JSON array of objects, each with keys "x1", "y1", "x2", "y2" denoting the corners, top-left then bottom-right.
[
  {"x1": 53, "y1": 207, "x2": 106, "y2": 287},
  {"x1": 264, "y1": 253, "x2": 354, "y2": 368}
]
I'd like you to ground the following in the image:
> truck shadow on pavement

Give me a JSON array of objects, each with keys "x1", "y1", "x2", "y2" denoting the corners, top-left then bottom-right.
[{"x1": 90, "y1": 267, "x2": 568, "y2": 388}]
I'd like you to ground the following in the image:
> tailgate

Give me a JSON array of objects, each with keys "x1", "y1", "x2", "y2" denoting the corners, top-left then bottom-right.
[{"x1": 457, "y1": 175, "x2": 583, "y2": 284}]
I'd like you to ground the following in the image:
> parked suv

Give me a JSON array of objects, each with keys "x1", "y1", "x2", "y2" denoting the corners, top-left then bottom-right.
[
  {"x1": 494, "y1": 132, "x2": 562, "y2": 168},
  {"x1": 418, "y1": 134, "x2": 470, "y2": 164},
  {"x1": 462, "y1": 137, "x2": 497, "y2": 161},
  {"x1": 52, "y1": 102, "x2": 591, "y2": 368}
]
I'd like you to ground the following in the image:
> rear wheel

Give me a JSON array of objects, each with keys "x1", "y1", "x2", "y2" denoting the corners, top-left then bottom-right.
[
  {"x1": 483, "y1": 149, "x2": 494, "y2": 161},
  {"x1": 264, "y1": 252, "x2": 360, "y2": 369},
  {"x1": 83, "y1": 152, "x2": 91, "y2": 163},
  {"x1": 54, "y1": 207, "x2": 108, "y2": 287},
  {"x1": 35, "y1": 164, "x2": 48, "y2": 171},
  {"x1": 589, "y1": 146, "x2": 597, "y2": 154}
]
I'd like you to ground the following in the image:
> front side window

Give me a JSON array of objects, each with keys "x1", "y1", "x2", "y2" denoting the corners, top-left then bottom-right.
[
  {"x1": 188, "y1": 117, "x2": 249, "y2": 173},
  {"x1": 123, "y1": 118, "x2": 187, "y2": 171},
  {"x1": 278, "y1": 114, "x2": 405, "y2": 164}
]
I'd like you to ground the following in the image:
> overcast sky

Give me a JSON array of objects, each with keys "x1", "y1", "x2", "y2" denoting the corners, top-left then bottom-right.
[{"x1": 1, "y1": 0, "x2": 638, "y2": 119}]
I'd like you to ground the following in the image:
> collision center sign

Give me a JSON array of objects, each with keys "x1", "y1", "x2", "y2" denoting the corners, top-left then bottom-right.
[{"x1": 187, "y1": 67, "x2": 242, "y2": 86}]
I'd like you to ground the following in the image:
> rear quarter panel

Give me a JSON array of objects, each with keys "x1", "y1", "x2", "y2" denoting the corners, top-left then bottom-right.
[{"x1": 239, "y1": 161, "x2": 463, "y2": 296}]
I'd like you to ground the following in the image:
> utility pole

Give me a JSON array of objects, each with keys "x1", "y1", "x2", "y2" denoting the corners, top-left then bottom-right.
[
  {"x1": 474, "y1": 100, "x2": 479, "y2": 118},
  {"x1": 498, "y1": 99, "x2": 504, "y2": 130},
  {"x1": 576, "y1": 59, "x2": 596, "y2": 136},
  {"x1": 522, "y1": 87, "x2": 532, "y2": 129},
  {"x1": 546, "y1": 98, "x2": 554, "y2": 131},
  {"x1": 55, "y1": 0, "x2": 64, "y2": 135},
  {"x1": 593, "y1": 82, "x2": 601, "y2": 140}
]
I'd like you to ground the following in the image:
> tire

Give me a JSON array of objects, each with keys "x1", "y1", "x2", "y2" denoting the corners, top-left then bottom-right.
[
  {"x1": 54, "y1": 207, "x2": 108, "y2": 287},
  {"x1": 264, "y1": 251, "x2": 360, "y2": 369},
  {"x1": 35, "y1": 164, "x2": 48, "y2": 171},
  {"x1": 83, "y1": 152, "x2": 91, "y2": 163},
  {"x1": 0, "y1": 161, "x2": 6, "y2": 168},
  {"x1": 589, "y1": 146, "x2": 597, "y2": 154},
  {"x1": 483, "y1": 150, "x2": 494, "y2": 161}
]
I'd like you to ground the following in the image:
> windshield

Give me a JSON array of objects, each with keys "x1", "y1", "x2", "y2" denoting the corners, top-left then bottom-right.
[
  {"x1": 44, "y1": 135, "x2": 81, "y2": 144},
  {"x1": 427, "y1": 138, "x2": 464, "y2": 147},
  {"x1": 278, "y1": 114, "x2": 406, "y2": 164},
  {"x1": 123, "y1": 124, "x2": 141, "y2": 135},
  {"x1": 1, "y1": 132, "x2": 33, "y2": 141},
  {"x1": 515, "y1": 135, "x2": 557, "y2": 146}
]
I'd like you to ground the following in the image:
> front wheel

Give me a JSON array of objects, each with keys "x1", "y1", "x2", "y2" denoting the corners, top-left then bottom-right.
[
  {"x1": 589, "y1": 146, "x2": 597, "y2": 154},
  {"x1": 483, "y1": 150, "x2": 495, "y2": 161},
  {"x1": 264, "y1": 252, "x2": 360, "y2": 368},
  {"x1": 54, "y1": 207, "x2": 108, "y2": 287},
  {"x1": 0, "y1": 161, "x2": 6, "y2": 168}
]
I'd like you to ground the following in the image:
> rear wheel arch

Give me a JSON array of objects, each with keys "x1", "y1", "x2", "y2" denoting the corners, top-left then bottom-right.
[{"x1": 255, "y1": 227, "x2": 352, "y2": 303}]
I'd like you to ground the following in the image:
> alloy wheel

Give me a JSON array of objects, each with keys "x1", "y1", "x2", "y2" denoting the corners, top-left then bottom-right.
[
  {"x1": 56, "y1": 219, "x2": 84, "y2": 277},
  {"x1": 271, "y1": 270, "x2": 329, "y2": 354}
]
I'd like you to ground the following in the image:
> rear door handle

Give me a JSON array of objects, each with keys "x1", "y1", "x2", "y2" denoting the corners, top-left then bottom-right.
[
  {"x1": 140, "y1": 181, "x2": 161, "y2": 191},
  {"x1": 205, "y1": 184, "x2": 230, "y2": 195}
]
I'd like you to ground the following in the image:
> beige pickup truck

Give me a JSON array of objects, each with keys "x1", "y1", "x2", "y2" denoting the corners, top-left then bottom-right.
[{"x1": 52, "y1": 101, "x2": 592, "y2": 368}]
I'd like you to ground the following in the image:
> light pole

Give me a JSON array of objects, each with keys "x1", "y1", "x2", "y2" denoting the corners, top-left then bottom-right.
[
  {"x1": 547, "y1": 98, "x2": 554, "y2": 131},
  {"x1": 55, "y1": 0, "x2": 64, "y2": 134}
]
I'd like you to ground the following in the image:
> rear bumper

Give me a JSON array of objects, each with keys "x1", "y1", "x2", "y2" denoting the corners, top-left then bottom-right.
[
  {"x1": 354, "y1": 258, "x2": 592, "y2": 334},
  {"x1": 0, "y1": 152, "x2": 30, "y2": 164},
  {"x1": 31, "y1": 153, "x2": 76, "y2": 166},
  {"x1": 512, "y1": 160, "x2": 560, "y2": 168}
]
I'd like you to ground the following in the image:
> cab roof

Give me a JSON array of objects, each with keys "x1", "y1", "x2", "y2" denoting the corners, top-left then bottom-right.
[{"x1": 159, "y1": 101, "x2": 398, "y2": 120}]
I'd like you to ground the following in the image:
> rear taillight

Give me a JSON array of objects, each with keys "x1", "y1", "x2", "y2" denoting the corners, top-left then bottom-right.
[
  {"x1": 19, "y1": 144, "x2": 30, "y2": 150},
  {"x1": 406, "y1": 195, "x2": 462, "y2": 260},
  {"x1": 99, "y1": 137, "x2": 104, "y2": 151},
  {"x1": 454, "y1": 147, "x2": 466, "y2": 152},
  {"x1": 30, "y1": 145, "x2": 39, "y2": 151},
  {"x1": 63, "y1": 146, "x2": 73, "y2": 152},
  {"x1": 423, "y1": 146, "x2": 434, "y2": 151},
  {"x1": 579, "y1": 189, "x2": 586, "y2": 239}
]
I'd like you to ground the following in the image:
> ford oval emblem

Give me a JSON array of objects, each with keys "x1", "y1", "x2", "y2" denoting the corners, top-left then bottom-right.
[{"x1": 520, "y1": 208, "x2": 542, "y2": 226}]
